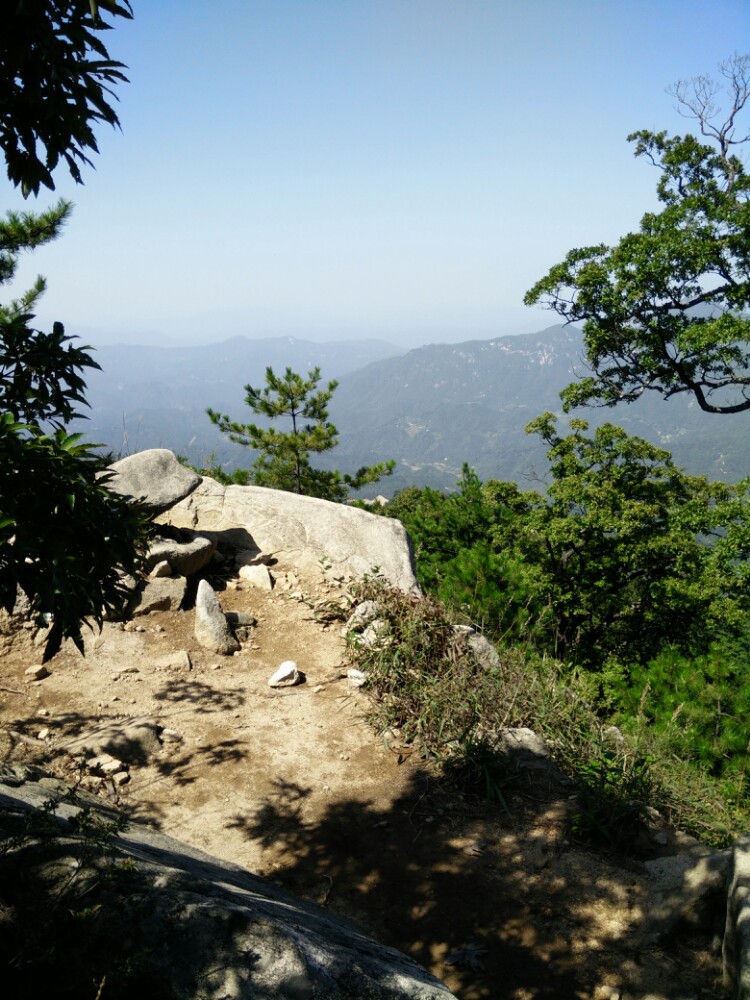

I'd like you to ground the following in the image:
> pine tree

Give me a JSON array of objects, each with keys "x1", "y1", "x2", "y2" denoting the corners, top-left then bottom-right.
[{"x1": 207, "y1": 366, "x2": 394, "y2": 502}]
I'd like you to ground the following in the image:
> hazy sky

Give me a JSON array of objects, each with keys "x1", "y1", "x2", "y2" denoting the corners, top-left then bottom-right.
[{"x1": 3, "y1": 1, "x2": 749, "y2": 346}]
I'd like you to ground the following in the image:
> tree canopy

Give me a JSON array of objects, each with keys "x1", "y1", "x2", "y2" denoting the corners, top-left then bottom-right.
[
  {"x1": 0, "y1": 1, "x2": 147, "y2": 660},
  {"x1": 0, "y1": 0, "x2": 133, "y2": 196},
  {"x1": 390, "y1": 418, "x2": 750, "y2": 667},
  {"x1": 524, "y1": 54, "x2": 750, "y2": 415},
  {"x1": 207, "y1": 366, "x2": 395, "y2": 502}
]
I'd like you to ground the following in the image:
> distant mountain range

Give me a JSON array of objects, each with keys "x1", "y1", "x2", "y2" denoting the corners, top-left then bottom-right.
[
  {"x1": 77, "y1": 335, "x2": 403, "y2": 461},
  {"x1": 75, "y1": 326, "x2": 750, "y2": 496}
]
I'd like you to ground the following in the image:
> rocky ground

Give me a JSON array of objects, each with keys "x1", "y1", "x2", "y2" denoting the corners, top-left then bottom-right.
[{"x1": 0, "y1": 560, "x2": 728, "y2": 1000}]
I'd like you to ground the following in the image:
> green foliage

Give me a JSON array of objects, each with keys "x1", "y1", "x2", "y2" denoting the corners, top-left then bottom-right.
[
  {"x1": 570, "y1": 742, "x2": 654, "y2": 851},
  {"x1": 390, "y1": 422, "x2": 750, "y2": 668},
  {"x1": 0, "y1": 415, "x2": 149, "y2": 660},
  {"x1": 343, "y1": 576, "x2": 750, "y2": 847},
  {"x1": 344, "y1": 578, "x2": 663, "y2": 847},
  {"x1": 521, "y1": 414, "x2": 750, "y2": 666},
  {"x1": 524, "y1": 54, "x2": 750, "y2": 415},
  {"x1": 387, "y1": 467, "x2": 548, "y2": 642},
  {"x1": 0, "y1": 203, "x2": 95, "y2": 426},
  {"x1": 616, "y1": 638, "x2": 750, "y2": 784},
  {"x1": 381, "y1": 424, "x2": 750, "y2": 844},
  {"x1": 0, "y1": 2, "x2": 148, "y2": 660},
  {"x1": 346, "y1": 578, "x2": 534, "y2": 805},
  {"x1": 0, "y1": 206, "x2": 149, "y2": 662},
  {"x1": 207, "y1": 365, "x2": 395, "y2": 501},
  {"x1": 0, "y1": 0, "x2": 133, "y2": 196}
]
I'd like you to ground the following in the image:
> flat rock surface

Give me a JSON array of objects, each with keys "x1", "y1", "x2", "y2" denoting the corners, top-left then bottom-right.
[{"x1": 0, "y1": 560, "x2": 727, "y2": 1000}]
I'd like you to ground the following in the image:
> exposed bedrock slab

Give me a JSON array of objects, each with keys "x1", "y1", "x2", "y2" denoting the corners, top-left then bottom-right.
[
  {"x1": 0, "y1": 777, "x2": 457, "y2": 999},
  {"x1": 161, "y1": 473, "x2": 419, "y2": 592}
]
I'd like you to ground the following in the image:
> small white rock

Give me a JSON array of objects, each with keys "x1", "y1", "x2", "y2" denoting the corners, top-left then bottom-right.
[
  {"x1": 268, "y1": 660, "x2": 301, "y2": 688},
  {"x1": 347, "y1": 668, "x2": 368, "y2": 688},
  {"x1": 345, "y1": 600, "x2": 380, "y2": 632},
  {"x1": 356, "y1": 619, "x2": 391, "y2": 649}
]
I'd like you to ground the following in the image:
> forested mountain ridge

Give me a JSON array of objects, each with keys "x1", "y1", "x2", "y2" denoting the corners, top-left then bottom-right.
[
  {"x1": 75, "y1": 335, "x2": 403, "y2": 461},
  {"x1": 327, "y1": 325, "x2": 750, "y2": 493},
  {"x1": 76, "y1": 326, "x2": 750, "y2": 495}
]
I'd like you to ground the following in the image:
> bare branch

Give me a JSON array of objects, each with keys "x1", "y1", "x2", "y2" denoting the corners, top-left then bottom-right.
[{"x1": 668, "y1": 53, "x2": 750, "y2": 191}]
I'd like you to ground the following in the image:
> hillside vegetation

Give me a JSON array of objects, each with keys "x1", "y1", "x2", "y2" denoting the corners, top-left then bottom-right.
[{"x1": 350, "y1": 414, "x2": 750, "y2": 850}]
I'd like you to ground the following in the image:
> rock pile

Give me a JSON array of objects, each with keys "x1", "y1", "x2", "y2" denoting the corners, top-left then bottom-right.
[{"x1": 108, "y1": 448, "x2": 420, "y2": 662}]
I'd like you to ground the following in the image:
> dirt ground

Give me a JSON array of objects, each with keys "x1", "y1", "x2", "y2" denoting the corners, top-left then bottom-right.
[{"x1": 0, "y1": 561, "x2": 728, "y2": 1000}]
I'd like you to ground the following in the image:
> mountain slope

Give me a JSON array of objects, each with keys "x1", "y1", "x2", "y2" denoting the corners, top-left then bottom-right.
[
  {"x1": 76, "y1": 335, "x2": 403, "y2": 460},
  {"x1": 324, "y1": 325, "x2": 750, "y2": 493},
  {"x1": 76, "y1": 327, "x2": 750, "y2": 495}
]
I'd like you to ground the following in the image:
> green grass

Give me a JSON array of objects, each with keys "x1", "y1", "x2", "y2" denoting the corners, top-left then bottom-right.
[{"x1": 344, "y1": 576, "x2": 750, "y2": 850}]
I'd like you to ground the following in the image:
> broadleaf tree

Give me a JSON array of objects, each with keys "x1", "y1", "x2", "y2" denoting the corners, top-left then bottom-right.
[
  {"x1": 524, "y1": 54, "x2": 750, "y2": 415},
  {"x1": 1, "y1": 0, "x2": 133, "y2": 196},
  {"x1": 0, "y1": 0, "x2": 149, "y2": 660},
  {"x1": 520, "y1": 415, "x2": 750, "y2": 666},
  {"x1": 207, "y1": 366, "x2": 395, "y2": 502},
  {"x1": 389, "y1": 419, "x2": 750, "y2": 668}
]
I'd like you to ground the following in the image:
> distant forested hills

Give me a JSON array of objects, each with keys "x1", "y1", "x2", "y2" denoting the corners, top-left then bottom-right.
[
  {"x1": 76, "y1": 327, "x2": 750, "y2": 495},
  {"x1": 76, "y1": 335, "x2": 403, "y2": 461}
]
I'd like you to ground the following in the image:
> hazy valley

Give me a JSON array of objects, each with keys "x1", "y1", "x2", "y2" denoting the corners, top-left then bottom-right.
[{"x1": 75, "y1": 325, "x2": 750, "y2": 496}]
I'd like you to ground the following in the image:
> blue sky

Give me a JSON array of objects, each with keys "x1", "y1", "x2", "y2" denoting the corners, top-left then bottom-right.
[{"x1": 3, "y1": 0, "x2": 750, "y2": 346}]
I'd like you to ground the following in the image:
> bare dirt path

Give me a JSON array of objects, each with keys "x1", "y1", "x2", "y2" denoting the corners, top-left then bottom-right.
[{"x1": 0, "y1": 563, "x2": 726, "y2": 999}]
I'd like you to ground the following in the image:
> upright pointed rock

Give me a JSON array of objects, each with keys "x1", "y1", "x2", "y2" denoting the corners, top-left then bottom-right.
[{"x1": 194, "y1": 580, "x2": 239, "y2": 655}]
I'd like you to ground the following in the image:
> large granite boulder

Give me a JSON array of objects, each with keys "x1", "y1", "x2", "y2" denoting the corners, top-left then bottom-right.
[
  {"x1": 161, "y1": 474, "x2": 419, "y2": 593},
  {"x1": 106, "y1": 449, "x2": 201, "y2": 514},
  {"x1": 0, "y1": 773, "x2": 456, "y2": 999}
]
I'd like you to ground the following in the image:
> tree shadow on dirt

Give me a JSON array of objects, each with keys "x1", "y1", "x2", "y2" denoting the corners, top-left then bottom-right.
[
  {"x1": 0, "y1": 778, "x2": 460, "y2": 1000},
  {"x1": 225, "y1": 763, "x2": 726, "y2": 1000},
  {"x1": 0, "y1": 732, "x2": 727, "y2": 998},
  {"x1": 151, "y1": 677, "x2": 245, "y2": 713},
  {"x1": 0, "y1": 700, "x2": 253, "y2": 832}
]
